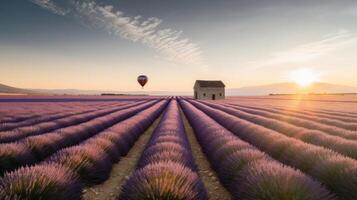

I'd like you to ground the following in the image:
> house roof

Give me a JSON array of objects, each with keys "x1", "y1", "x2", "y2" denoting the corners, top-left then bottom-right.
[{"x1": 195, "y1": 80, "x2": 225, "y2": 88}]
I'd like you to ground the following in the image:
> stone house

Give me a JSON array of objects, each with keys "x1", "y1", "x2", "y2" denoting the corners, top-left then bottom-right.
[{"x1": 193, "y1": 80, "x2": 225, "y2": 100}]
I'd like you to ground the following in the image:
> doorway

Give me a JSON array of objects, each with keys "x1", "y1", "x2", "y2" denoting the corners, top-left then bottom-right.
[
  {"x1": 194, "y1": 92, "x2": 197, "y2": 99},
  {"x1": 212, "y1": 94, "x2": 216, "y2": 100}
]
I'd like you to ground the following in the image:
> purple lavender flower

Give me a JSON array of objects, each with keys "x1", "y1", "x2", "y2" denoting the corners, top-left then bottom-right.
[{"x1": 0, "y1": 163, "x2": 81, "y2": 200}]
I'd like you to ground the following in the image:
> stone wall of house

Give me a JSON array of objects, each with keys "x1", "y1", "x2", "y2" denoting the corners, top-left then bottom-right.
[{"x1": 194, "y1": 87, "x2": 225, "y2": 100}]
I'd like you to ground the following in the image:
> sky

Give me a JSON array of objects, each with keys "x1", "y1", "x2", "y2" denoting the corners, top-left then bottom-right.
[{"x1": 1, "y1": 0, "x2": 357, "y2": 91}]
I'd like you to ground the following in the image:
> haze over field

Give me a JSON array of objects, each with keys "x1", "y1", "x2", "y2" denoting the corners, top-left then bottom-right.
[
  {"x1": 1, "y1": 0, "x2": 357, "y2": 93},
  {"x1": 1, "y1": 82, "x2": 357, "y2": 96}
]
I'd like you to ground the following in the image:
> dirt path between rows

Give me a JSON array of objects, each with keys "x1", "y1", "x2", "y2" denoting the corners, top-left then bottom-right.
[
  {"x1": 180, "y1": 109, "x2": 232, "y2": 200},
  {"x1": 82, "y1": 114, "x2": 163, "y2": 200}
]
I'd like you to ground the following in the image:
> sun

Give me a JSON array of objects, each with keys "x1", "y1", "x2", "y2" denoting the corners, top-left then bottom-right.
[{"x1": 289, "y1": 68, "x2": 320, "y2": 87}]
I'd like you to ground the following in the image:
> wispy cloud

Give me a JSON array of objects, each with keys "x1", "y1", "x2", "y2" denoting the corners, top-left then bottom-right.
[
  {"x1": 249, "y1": 30, "x2": 357, "y2": 68},
  {"x1": 30, "y1": 0, "x2": 204, "y2": 66},
  {"x1": 31, "y1": 0, "x2": 68, "y2": 16}
]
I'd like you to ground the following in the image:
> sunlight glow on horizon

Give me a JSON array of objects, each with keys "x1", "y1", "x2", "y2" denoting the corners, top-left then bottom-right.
[{"x1": 289, "y1": 68, "x2": 320, "y2": 87}]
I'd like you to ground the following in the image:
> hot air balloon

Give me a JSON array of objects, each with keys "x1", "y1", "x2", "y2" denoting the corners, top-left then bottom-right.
[{"x1": 137, "y1": 75, "x2": 148, "y2": 88}]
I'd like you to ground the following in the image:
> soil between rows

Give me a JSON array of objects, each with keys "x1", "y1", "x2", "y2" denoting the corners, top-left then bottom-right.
[
  {"x1": 82, "y1": 113, "x2": 163, "y2": 200},
  {"x1": 82, "y1": 107, "x2": 231, "y2": 200},
  {"x1": 180, "y1": 109, "x2": 232, "y2": 200}
]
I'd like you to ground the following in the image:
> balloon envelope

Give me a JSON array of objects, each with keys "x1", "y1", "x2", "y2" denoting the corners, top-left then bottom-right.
[{"x1": 137, "y1": 75, "x2": 148, "y2": 88}]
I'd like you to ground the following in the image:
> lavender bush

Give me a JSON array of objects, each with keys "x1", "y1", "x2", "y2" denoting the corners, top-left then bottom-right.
[
  {"x1": 0, "y1": 164, "x2": 81, "y2": 200},
  {"x1": 119, "y1": 100, "x2": 208, "y2": 199},
  {"x1": 188, "y1": 99, "x2": 357, "y2": 200},
  {"x1": 180, "y1": 99, "x2": 336, "y2": 200}
]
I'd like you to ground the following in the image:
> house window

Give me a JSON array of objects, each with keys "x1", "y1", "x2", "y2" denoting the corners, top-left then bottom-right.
[
  {"x1": 220, "y1": 93, "x2": 222, "y2": 96},
  {"x1": 203, "y1": 93, "x2": 206, "y2": 96}
]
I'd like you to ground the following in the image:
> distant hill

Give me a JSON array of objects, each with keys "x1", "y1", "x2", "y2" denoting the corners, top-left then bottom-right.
[
  {"x1": 32, "y1": 82, "x2": 357, "y2": 96},
  {"x1": 1, "y1": 82, "x2": 357, "y2": 96},
  {"x1": 32, "y1": 88, "x2": 192, "y2": 96},
  {"x1": 0, "y1": 83, "x2": 35, "y2": 94},
  {"x1": 226, "y1": 82, "x2": 357, "y2": 96},
  {"x1": 0, "y1": 83, "x2": 191, "y2": 96}
]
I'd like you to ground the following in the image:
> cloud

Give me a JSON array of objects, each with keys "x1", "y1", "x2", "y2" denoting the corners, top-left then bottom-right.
[
  {"x1": 29, "y1": 0, "x2": 204, "y2": 66},
  {"x1": 31, "y1": 0, "x2": 68, "y2": 16},
  {"x1": 249, "y1": 30, "x2": 357, "y2": 68}
]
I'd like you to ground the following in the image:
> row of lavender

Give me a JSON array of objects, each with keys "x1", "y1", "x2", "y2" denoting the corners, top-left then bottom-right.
[
  {"x1": 0, "y1": 101, "x2": 145, "y2": 143},
  {"x1": 189, "y1": 99, "x2": 357, "y2": 200},
  {"x1": 224, "y1": 96, "x2": 357, "y2": 115},
  {"x1": 0, "y1": 100, "x2": 168, "y2": 199},
  {"x1": 0, "y1": 101, "x2": 123, "y2": 124},
  {"x1": 0, "y1": 102, "x2": 86, "y2": 123},
  {"x1": 119, "y1": 100, "x2": 208, "y2": 199},
  {"x1": 225, "y1": 103, "x2": 357, "y2": 140},
  {"x1": 253, "y1": 101, "x2": 357, "y2": 121},
  {"x1": 234, "y1": 102, "x2": 357, "y2": 124},
  {"x1": 304, "y1": 106, "x2": 357, "y2": 118},
  {"x1": 180, "y1": 99, "x2": 335, "y2": 200},
  {"x1": 0, "y1": 101, "x2": 127, "y2": 132},
  {"x1": 204, "y1": 101, "x2": 357, "y2": 159},
  {"x1": 0, "y1": 100, "x2": 159, "y2": 175}
]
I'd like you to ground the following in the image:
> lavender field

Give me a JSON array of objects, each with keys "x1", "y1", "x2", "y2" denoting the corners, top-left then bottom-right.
[{"x1": 0, "y1": 96, "x2": 356, "y2": 200}]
